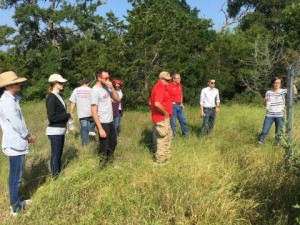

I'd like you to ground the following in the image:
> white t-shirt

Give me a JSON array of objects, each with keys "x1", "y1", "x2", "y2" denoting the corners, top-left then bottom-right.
[
  {"x1": 265, "y1": 88, "x2": 287, "y2": 117},
  {"x1": 91, "y1": 86, "x2": 113, "y2": 123},
  {"x1": 69, "y1": 86, "x2": 92, "y2": 118}
]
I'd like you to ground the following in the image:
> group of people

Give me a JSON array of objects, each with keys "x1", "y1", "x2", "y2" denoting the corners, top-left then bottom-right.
[
  {"x1": 150, "y1": 71, "x2": 220, "y2": 164},
  {"x1": 0, "y1": 69, "x2": 296, "y2": 216},
  {"x1": 0, "y1": 69, "x2": 124, "y2": 216}
]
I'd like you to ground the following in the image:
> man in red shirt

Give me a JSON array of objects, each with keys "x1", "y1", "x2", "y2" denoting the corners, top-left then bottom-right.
[
  {"x1": 167, "y1": 72, "x2": 188, "y2": 137},
  {"x1": 150, "y1": 71, "x2": 173, "y2": 164}
]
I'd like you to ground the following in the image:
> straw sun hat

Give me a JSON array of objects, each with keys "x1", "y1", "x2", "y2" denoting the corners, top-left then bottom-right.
[{"x1": 0, "y1": 71, "x2": 27, "y2": 88}]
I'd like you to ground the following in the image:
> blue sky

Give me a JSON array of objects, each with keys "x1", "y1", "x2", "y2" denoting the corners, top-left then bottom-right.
[{"x1": 0, "y1": 0, "x2": 228, "y2": 30}]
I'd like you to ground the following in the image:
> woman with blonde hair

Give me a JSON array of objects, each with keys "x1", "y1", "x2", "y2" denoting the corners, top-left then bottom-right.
[{"x1": 46, "y1": 74, "x2": 70, "y2": 178}]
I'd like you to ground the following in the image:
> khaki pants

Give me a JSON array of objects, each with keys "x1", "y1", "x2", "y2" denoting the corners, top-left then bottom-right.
[{"x1": 153, "y1": 118, "x2": 172, "y2": 162}]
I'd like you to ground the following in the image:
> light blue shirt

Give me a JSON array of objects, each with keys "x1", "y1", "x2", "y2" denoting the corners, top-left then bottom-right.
[{"x1": 0, "y1": 91, "x2": 30, "y2": 155}]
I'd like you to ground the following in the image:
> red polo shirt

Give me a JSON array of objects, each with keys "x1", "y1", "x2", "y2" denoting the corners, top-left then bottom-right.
[
  {"x1": 150, "y1": 81, "x2": 172, "y2": 123},
  {"x1": 167, "y1": 82, "x2": 182, "y2": 103}
]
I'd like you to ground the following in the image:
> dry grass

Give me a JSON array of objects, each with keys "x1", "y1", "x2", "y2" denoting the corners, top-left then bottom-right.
[{"x1": 0, "y1": 101, "x2": 300, "y2": 224}]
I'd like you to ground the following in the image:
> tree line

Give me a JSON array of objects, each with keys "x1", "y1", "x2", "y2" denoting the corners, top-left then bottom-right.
[{"x1": 0, "y1": 0, "x2": 300, "y2": 107}]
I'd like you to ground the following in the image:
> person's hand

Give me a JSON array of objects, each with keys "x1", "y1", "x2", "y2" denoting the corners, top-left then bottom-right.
[
  {"x1": 181, "y1": 103, "x2": 184, "y2": 109},
  {"x1": 216, "y1": 107, "x2": 220, "y2": 113},
  {"x1": 200, "y1": 111, "x2": 205, "y2": 118},
  {"x1": 105, "y1": 80, "x2": 113, "y2": 88},
  {"x1": 99, "y1": 128, "x2": 107, "y2": 138},
  {"x1": 27, "y1": 135, "x2": 36, "y2": 144},
  {"x1": 293, "y1": 79, "x2": 298, "y2": 85}
]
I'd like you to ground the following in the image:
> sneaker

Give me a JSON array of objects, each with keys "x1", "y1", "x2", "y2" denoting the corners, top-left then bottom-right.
[
  {"x1": 20, "y1": 199, "x2": 32, "y2": 208},
  {"x1": 10, "y1": 200, "x2": 32, "y2": 217},
  {"x1": 89, "y1": 131, "x2": 96, "y2": 136},
  {"x1": 256, "y1": 141, "x2": 263, "y2": 145}
]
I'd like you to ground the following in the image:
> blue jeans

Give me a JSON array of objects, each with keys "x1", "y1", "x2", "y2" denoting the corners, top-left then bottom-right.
[
  {"x1": 48, "y1": 135, "x2": 65, "y2": 177},
  {"x1": 171, "y1": 104, "x2": 188, "y2": 136},
  {"x1": 79, "y1": 116, "x2": 96, "y2": 145},
  {"x1": 258, "y1": 116, "x2": 284, "y2": 144},
  {"x1": 201, "y1": 107, "x2": 216, "y2": 135},
  {"x1": 9, "y1": 155, "x2": 25, "y2": 212},
  {"x1": 113, "y1": 110, "x2": 122, "y2": 136}
]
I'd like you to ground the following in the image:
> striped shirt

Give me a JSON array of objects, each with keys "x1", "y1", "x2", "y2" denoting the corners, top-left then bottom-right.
[{"x1": 265, "y1": 88, "x2": 287, "y2": 117}]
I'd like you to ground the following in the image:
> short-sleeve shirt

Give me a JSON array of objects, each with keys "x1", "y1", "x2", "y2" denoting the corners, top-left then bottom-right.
[
  {"x1": 91, "y1": 86, "x2": 113, "y2": 123},
  {"x1": 69, "y1": 86, "x2": 92, "y2": 118},
  {"x1": 265, "y1": 88, "x2": 287, "y2": 117},
  {"x1": 167, "y1": 82, "x2": 182, "y2": 103},
  {"x1": 150, "y1": 81, "x2": 172, "y2": 123}
]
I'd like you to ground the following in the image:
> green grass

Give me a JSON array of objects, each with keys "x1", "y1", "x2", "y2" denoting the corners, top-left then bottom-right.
[{"x1": 1, "y1": 102, "x2": 300, "y2": 224}]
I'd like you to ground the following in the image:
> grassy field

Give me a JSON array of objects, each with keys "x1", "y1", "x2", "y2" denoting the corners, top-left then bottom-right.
[{"x1": 1, "y1": 101, "x2": 300, "y2": 224}]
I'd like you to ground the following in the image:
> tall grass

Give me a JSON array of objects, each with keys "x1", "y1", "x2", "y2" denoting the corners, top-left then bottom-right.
[{"x1": 1, "y1": 101, "x2": 300, "y2": 224}]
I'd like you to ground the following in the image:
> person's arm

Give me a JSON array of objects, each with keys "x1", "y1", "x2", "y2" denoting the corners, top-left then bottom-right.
[
  {"x1": 105, "y1": 81, "x2": 120, "y2": 102},
  {"x1": 1, "y1": 99, "x2": 36, "y2": 143},
  {"x1": 91, "y1": 104, "x2": 106, "y2": 138},
  {"x1": 200, "y1": 89, "x2": 205, "y2": 118},
  {"x1": 216, "y1": 91, "x2": 220, "y2": 113},
  {"x1": 46, "y1": 95, "x2": 70, "y2": 123},
  {"x1": 154, "y1": 101, "x2": 169, "y2": 119},
  {"x1": 70, "y1": 102, "x2": 76, "y2": 121},
  {"x1": 293, "y1": 79, "x2": 298, "y2": 95}
]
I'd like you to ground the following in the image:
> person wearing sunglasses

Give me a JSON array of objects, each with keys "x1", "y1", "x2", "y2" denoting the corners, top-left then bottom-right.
[
  {"x1": 150, "y1": 71, "x2": 173, "y2": 165},
  {"x1": 91, "y1": 69, "x2": 120, "y2": 168},
  {"x1": 200, "y1": 79, "x2": 220, "y2": 135},
  {"x1": 46, "y1": 74, "x2": 70, "y2": 178}
]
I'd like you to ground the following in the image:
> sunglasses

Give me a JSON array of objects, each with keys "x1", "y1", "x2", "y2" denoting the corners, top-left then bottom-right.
[
  {"x1": 57, "y1": 82, "x2": 65, "y2": 85},
  {"x1": 210, "y1": 82, "x2": 215, "y2": 84},
  {"x1": 101, "y1": 76, "x2": 110, "y2": 81}
]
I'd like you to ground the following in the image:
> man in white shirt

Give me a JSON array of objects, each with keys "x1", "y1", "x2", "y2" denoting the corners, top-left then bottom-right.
[
  {"x1": 91, "y1": 69, "x2": 120, "y2": 168},
  {"x1": 200, "y1": 79, "x2": 220, "y2": 135},
  {"x1": 69, "y1": 77, "x2": 96, "y2": 146}
]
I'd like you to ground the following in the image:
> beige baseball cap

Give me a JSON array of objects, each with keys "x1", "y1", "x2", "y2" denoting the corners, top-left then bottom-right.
[
  {"x1": 159, "y1": 71, "x2": 171, "y2": 80},
  {"x1": 48, "y1": 74, "x2": 67, "y2": 83}
]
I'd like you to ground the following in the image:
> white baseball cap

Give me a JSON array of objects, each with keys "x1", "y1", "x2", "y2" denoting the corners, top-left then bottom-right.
[{"x1": 48, "y1": 74, "x2": 67, "y2": 83}]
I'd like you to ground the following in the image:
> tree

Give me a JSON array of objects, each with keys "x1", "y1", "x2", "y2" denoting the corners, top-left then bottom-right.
[{"x1": 124, "y1": 0, "x2": 215, "y2": 105}]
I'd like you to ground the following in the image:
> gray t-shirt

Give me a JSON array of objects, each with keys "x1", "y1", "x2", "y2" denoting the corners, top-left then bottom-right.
[
  {"x1": 69, "y1": 86, "x2": 92, "y2": 118},
  {"x1": 91, "y1": 85, "x2": 113, "y2": 123}
]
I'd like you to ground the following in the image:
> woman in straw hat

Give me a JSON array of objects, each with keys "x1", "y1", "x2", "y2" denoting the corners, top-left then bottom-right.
[
  {"x1": 0, "y1": 71, "x2": 36, "y2": 216},
  {"x1": 46, "y1": 74, "x2": 70, "y2": 178}
]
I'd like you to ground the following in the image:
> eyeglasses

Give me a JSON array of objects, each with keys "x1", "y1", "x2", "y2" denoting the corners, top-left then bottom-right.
[
  {"x1": 101, "y1": 76, "x2": 110, "y2": 81},
  {"x1": 210, "y1": 82, "x2": 215, "y2": 84}
]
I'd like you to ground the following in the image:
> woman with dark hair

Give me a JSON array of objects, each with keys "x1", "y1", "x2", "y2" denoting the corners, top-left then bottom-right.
[
  {"x1": 46, "y1": 74, "x2": 70, "y2": 177},
  {"x1": 257, "y1": 76, "x2": 297, "y2": 145}
]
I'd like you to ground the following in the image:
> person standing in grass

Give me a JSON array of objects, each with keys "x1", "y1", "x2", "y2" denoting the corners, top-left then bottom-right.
[
  {"x1": 150, "y1": 71, "x2": 173, "y2": 164},
  {"x1": 91, "y1": 69, "x2": 120, "y2": 168},
  {"x1": 69, "y1": 77, "x2": 96, "y2": 146},
  {"x1": 46, "y1": 74, "x2": 71, "y2": 178},
  {"x1": 200, "y1": 79, "x2": 220, "y2": 135},
  {"x1": 112, "y1": 79, "x2": 124, "y2": 136},
  {"x1": 257, "y1": 76, "x2": 297, "y2": 145},
  {"x1": 166, "y1": 72, "x2": 188, "y2": 137},
  {"x1": 0, "y1": 71, "x2": 36, "y2": 216}
]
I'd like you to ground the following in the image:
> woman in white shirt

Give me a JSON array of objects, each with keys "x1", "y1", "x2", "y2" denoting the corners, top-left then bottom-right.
[{"x1": 0, "y1": 71, "x2": 36, "y2": 216}]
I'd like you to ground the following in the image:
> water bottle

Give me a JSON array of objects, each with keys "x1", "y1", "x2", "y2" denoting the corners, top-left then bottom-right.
[{"x1": 68, "y1": 118, "x2": 75, "y2": 131}]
